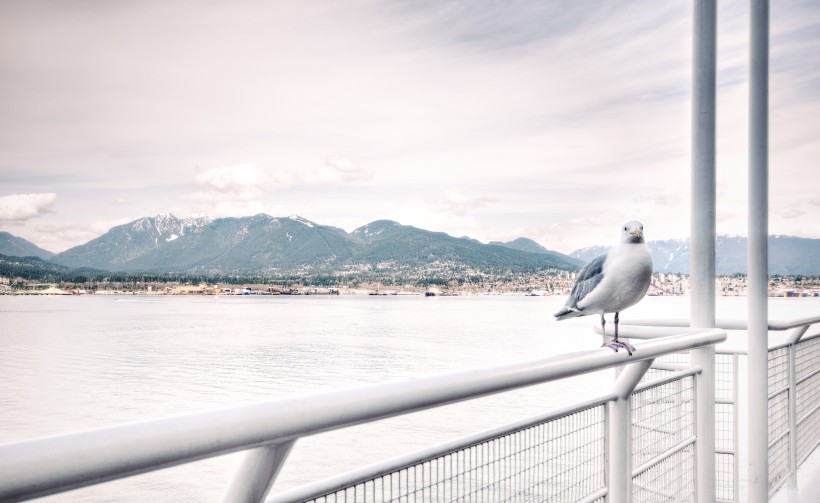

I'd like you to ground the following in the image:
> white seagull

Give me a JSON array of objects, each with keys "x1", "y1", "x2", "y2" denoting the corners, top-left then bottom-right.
[{"x1": 555, "y1": 221, "x2": 653, "y2": 355}]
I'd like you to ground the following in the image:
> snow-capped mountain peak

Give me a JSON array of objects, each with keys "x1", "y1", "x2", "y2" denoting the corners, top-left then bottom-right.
[{"x1": 288, "y1": 215, "x2": 315, "y2": 228}]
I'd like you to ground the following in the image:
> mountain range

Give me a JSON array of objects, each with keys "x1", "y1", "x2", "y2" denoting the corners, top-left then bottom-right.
[
  {"x1": 570, "y1": 235, "x2": 820, "y2": 275},
  {"x1": 1, "y1": 214, "x2": 818, "y2": 277},
  {"x1": 41, "y1": 214, "x2": 582, "y2": 275}
]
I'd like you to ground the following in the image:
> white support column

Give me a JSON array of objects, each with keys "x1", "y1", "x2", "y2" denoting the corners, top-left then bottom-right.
[
  {"x1": 747, "y1": 0, "x2": 770, "y2": 501},
  {"x1": 221, "y1": 440, "x2": 296, "y2": 503},
  {"x1": 691, "y1": 1, "x2": 717, "y2": 502},
  {"x1": 691, "y1": 2, "x2": 717, "y2": 330}
]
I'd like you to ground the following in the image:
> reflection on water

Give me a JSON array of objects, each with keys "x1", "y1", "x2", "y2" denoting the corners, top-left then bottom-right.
[{"x1": 1, "y1": 295, "x2": 817, "y2": 502}]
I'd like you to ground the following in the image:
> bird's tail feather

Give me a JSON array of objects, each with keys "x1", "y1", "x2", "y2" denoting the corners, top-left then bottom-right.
[{"x1": 554, "y1": 306, "x2": 582, "y2": 320}]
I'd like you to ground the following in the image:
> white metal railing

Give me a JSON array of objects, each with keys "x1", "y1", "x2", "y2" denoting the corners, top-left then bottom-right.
[
  {"x1": 0, "y1": 329, "x2": 725, "y2": 503},
  {"x1": 613, "y1": 315, "x2": 820, "y2": 502}
]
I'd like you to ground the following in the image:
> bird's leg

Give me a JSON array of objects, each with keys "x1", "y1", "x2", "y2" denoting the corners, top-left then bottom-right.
[
  {"x1": 602, "y1": 312, "x2": 636, "y2": 356},
  {"x1": 600, "y1": 314, "x2": 617, "y2": 351},
  {"x1": 613, "y1": 312, "x2": 636, "y2": 355}
]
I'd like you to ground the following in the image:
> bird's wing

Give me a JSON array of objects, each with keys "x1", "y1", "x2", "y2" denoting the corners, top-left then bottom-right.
[{"x1": 567, "y1": 254, "x2": 606, "y2": 309}]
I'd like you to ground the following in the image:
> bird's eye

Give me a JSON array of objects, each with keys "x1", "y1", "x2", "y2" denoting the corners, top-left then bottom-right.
[{"x1": 624, "y1": 227, "x2": 628, "y2": 231}]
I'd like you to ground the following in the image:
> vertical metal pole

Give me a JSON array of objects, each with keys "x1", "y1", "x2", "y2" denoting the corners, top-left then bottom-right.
[
  {"x1": 748, "y1": 0, "x2": 770, "y2": 501},
  {"x1": 733, "y1": 353, "x2": 740, "y2": 500},
  {"x1": 788, "y1": 343, "x2": 798, "y2": 487},
  {"x1": 221, "y1": 440, "x2": 296, "y2": 503},
  {"x1": 607, "y1": 397, "x2": 631, "y2": 503},
  {"x1": 692, "y1": 1, "x2": 717, "y2": 501},
  {"x1": 607, "y1": 359, "x2": 653, "y2": 503},
  {"x1": 691, "y1": 3, "x2": 717, "y2": 329},
  {"x1": 692, "y1": 346, "x2": 715, "y2": 502}
]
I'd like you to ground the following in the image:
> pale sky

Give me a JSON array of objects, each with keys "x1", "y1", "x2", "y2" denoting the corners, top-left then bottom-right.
[{"x1": 1, "y1": 0, "x2": 818, "y2": 255}]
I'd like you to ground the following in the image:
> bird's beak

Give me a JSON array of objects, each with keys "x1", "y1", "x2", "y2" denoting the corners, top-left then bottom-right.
[{"x1": 630, "y1": 229, "x2": 642, "y2": 238}]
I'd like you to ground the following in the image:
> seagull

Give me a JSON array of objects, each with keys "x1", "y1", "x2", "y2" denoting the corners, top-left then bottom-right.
[{"x1": 554, "y1": 221, "x2": 653, "y2": 355}]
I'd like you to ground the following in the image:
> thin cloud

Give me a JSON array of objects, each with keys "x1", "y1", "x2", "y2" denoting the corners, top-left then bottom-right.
[
  {"x1": 303, "y1": 157, "x2": 373, "y2": 185},
  {"x1": 194, "y1": 163, "x2": 276, "y2": 193},
  {"x1": 433, "y1": 191, "x2": 497, "y2": 217},
  {"x1": 0, "y1": 193, "x2": 56, "y2": 222}
]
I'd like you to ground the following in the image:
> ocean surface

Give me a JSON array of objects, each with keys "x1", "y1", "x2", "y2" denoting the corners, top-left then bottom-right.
[{"x1": 1, "y1": 294, "x2": 819, "y2": 502}]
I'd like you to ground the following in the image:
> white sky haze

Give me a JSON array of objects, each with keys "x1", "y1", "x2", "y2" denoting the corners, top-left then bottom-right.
[{"x1": 1, "y1": 0, "x2": 818, "y2": 254}]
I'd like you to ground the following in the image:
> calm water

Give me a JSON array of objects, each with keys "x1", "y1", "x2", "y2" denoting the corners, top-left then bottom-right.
[{"x1": 1, "y1": 294, "x2": 818, "y2": 502}]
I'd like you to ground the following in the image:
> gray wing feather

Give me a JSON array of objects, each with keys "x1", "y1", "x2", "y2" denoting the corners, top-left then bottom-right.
[{"x1": 567, "y1": 254, "x2": 606, "y2": 309}]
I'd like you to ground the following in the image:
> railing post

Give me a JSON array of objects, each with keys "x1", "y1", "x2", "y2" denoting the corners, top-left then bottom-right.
[
  {"x1": 692, "y1": 347, "x2": 716, "y2": 502},
  {"x1": 788, "y1": 343, "x2": 798, "y2": 487},
  {"x1": 221, "y1": 440, "x2": 296, "y2": 503},
  {"x1": 607, "y1": 359, "x2": 653, "y2": 503},
  {"x1": 733, "y1": 353, "x2": 740, "y2": 500}
]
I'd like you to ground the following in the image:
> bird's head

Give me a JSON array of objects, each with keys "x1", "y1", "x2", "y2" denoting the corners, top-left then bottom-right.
[{"x1": 621, "y1": 221, "x2": 645, "y2": 244}]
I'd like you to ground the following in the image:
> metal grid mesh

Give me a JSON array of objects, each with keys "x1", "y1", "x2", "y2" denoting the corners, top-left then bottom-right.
[
  {"x1": 767, "y1": 377, "x2": 790, "y2": 491},
  {"x1": 796, "y1": 336, "x2": 820, "y2": 420},
  {"x1": 714, "y1": 353, "x2": 736, "y2": 502},
  {"x1": 767, "y1": 345, "x2": 791, "y2": 492},
  {"x1": 714, "y1": 360, "x2": 735, "y2": 454},
  {"x1": 796, "y1": 336, "x2": 820, "y2": 464},
  {"x1": 797, "y1": 394, "x2": 820, "y2": 464},
  {"x1": 632, "y1": 375, "x2": 695, "y2": 468},
  {"x1": 304, "y1": 406, "x2": 606, "y2": 503},
  {"x1": 767, "y1": 347, "x2": 789, "y2": 397},
  {"x1": 715, "y1": 354, "x2": 735, "y2": 403},
  {"x1": 640, "y1": 354, "x2": 689, "y2": 392},
  {"x1": 715, "y1": 403, "x2": 735, "y2": 501},
  {"x1": 716, "y1": 452, "x2": 734, "y2": 502},
  {"x1": 630, "y1": 375, "x2": 696, "y2": 503},
  {"x1": 632, "y1": 444, "x2": 695, "y2": 503},
  {"x1": 795, "y1": 335, "x2": 820, "y2": 382},
  {"x1": 795, "y1": 370, "x2": 820, "y2": 427},
  {"x1": 644, "y1": 351, "x2": 737, "y2": 502}
]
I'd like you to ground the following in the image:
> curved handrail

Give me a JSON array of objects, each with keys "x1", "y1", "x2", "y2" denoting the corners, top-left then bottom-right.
[
  {"x1": 597, "y1": 316, "x2": 820, "y2": 342},
  {"x1": 0, "y1": 329, "x2": 725, "y2": 502}
]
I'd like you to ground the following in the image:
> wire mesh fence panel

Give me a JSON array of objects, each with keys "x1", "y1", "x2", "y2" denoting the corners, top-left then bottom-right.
[
  {"x1": 640, "y1": 353, "x2": 691, "y2": 386},
  {"x1": 796, "y1": 391, "x2": 820, "y2": 465},
  {"x1": 714, "y1": 353, "x2": 737, "y2": 502},
  {"x1": 632, "y1": 444, "x2": 696, "y2": 503},
  {"x1": 632, "y1": 375, "x2": 695, "y2": 467},
  {"x1": 795, "y1": 335, "x2": 820, "y2": 381},
  {"x1": 715, "y1": 452, "x2": 735, "y2": 503},
  {"x1": 631, "y1": 375, "x2": 695, "y2": 502},
  {"x1": 796, "y1": 335, "x2": 820, "y2": 464},
  {"x1": 767, "y1": 347, "x2": 789, "y2": 397},
  {"x1": 641, "y1": 350, "x2": 737, "y2": 502},
  {"x1": 767, "y1": 345, "x2": 791, "y2": 492},
  {"x1": 715, "y1": 402, "x2": 735, "y2": 501},
  {"x1": 303, "y1": 406, "x2": 606, "y2": 503},
  {"x1": 715, "y1": 353, "x2": 735, "y2": 404}
]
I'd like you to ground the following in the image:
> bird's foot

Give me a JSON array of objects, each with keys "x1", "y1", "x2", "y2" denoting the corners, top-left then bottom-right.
[{"x1": 601, "y1": 340, "x2": 636, "y2": 356}]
